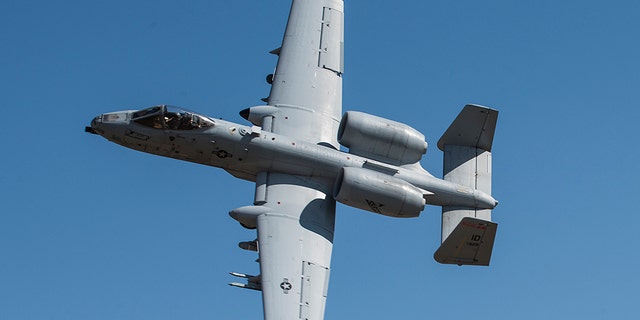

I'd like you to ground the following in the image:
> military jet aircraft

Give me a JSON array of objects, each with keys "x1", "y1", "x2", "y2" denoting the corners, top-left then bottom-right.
[{"x1": 86, "y1": 0, "x2": 499, "y2": 319}]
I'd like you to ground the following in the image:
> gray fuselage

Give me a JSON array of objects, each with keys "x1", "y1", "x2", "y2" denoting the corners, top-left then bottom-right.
[{"x1": 89, "y1": 107, "x2": 497, "y2": 212}]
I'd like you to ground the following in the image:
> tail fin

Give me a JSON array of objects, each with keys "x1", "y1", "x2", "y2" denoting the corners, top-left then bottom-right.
[
  {"x1": 435, "y1": 104, "x2": 499, "y2": 266},
  {"x1": 434, "y1": 217, "x2": 497, "y2": 266}
]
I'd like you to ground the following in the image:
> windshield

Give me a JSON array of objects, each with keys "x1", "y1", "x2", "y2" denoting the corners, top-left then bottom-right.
[{"x1": 132, "y1": 105, "x2": 214, "y2": 130}]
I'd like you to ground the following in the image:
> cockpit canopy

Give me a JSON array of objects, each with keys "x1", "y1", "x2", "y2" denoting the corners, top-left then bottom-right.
[{"x1": 132, "y1": 105, "x2": 214, "y2": 130}]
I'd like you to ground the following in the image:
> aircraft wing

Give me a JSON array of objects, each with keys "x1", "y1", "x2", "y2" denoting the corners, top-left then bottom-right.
[
  {"x1": 249, "y1": 173, "x2": 335, "y2": 320},
  {"x1": 235, "y1": 1, "x2": 343, "y2": 319},
  {"x1": 266, "y1": 0, "x2": 344, "y2": 148}
]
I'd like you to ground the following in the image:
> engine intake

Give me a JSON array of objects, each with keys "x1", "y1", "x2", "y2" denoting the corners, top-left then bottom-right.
[
  {"x1": 333, "y1": 167, "x2": 426, "y2": 218},
  {"x1": 338, "y1": 111, "x2": 427, "y2": 165}
]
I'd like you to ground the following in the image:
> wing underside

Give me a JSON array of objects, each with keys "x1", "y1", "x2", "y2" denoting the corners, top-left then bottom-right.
[
  {"x1": 267, "y1": 0, "x2": 344, "y2": 148},
  {"x1": 255, "y1": 173, "x2": 336, "y2": 319},
  {"x1": 233, "y1": 1, "x2": 343, "y2": 319}
]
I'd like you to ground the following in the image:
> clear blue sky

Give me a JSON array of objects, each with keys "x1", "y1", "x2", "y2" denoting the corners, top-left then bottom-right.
[{"x1": 2, "y1": 0, "x2": 640, "y2": 319}]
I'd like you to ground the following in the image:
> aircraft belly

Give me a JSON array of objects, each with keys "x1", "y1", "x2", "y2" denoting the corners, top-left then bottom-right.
[{"x1": 216, "y1": 130, "x2": 348, "y2": 180}]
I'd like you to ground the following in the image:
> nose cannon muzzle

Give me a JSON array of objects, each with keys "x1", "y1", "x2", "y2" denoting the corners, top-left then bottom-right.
[{"x1": 85, "y1": 126, "x2": 98, "y2": 134}]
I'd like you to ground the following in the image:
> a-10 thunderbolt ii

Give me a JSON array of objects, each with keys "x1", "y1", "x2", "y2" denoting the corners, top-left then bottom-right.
[{"x1": 86, "y1": 0, "x2": 499, "y2": 319}]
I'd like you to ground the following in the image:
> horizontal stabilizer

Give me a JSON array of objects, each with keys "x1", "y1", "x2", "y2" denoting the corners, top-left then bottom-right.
[{"x1": 434, "y1": 217, "x2": 497, "y2": 266}]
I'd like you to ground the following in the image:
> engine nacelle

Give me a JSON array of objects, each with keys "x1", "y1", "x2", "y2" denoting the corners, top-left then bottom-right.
[
  {"x1": 333, "y1": 167, "x2": 426, "y2": 218},
  {"x1": 338, "y1": 111, "x2": 427, "y2": 165}
]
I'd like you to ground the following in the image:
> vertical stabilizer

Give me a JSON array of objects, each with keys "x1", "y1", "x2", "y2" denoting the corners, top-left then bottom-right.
[
  {"x1": 436, "y1": 105, "x2": 498, "y2": 265},
  {"x1": 434, "y1": 217, "x2": 497, "y2": 266}
]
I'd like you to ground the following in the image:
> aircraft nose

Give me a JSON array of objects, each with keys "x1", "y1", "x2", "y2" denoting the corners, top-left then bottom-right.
[
  {"x1": 86, "y1": 111, "x2": 130, "y2": 136},
  {"x1": 85, "y1": 115, "x2": 102, "y2": 135}
]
